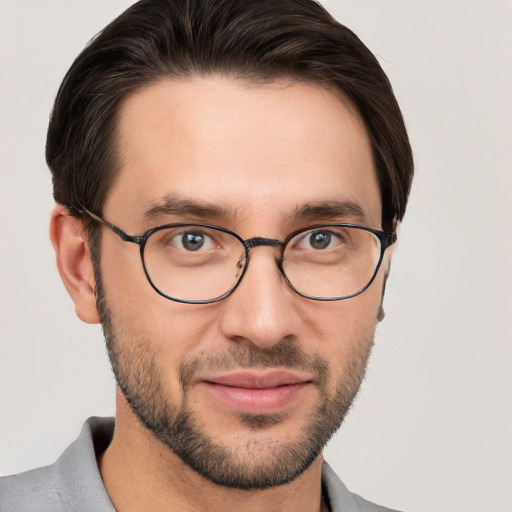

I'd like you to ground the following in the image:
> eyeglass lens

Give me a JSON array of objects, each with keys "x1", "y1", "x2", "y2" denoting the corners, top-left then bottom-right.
[{"x1": 141, "y1": 225, "x2": 382, "y2": 303}]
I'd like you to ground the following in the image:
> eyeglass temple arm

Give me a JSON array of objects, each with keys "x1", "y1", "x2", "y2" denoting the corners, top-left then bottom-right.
[
  {"x1": 380, "y1": 231, "x2": 397, "y2": 251},
  {"x1": 78, "y1": 206, "x2": 142, "y2": 244}
]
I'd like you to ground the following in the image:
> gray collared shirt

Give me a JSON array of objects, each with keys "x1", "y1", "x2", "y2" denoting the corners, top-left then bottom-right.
[{"x1": 0, "y1": 417, "x2": 401, "y2": 511}]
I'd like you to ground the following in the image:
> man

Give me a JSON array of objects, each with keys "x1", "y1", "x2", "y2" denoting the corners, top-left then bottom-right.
[{"x1": 0, "y1": 0, "x2": 413, "y2": 510}]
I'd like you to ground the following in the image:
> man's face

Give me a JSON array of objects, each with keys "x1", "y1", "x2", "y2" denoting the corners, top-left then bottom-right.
[{"x1": 96, "y1": 76, "x2": 386, "y2": 489}]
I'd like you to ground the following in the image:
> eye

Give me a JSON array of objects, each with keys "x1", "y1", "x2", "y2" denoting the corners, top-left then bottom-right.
[
  {"x1": 295, "y1": 229, "x2": 341, "y2": 251},
  {"x1": 172, "y1": 230, "x2": 216, "y2": 251},
  {"x1": 308, "y1": 230, "x2": 333, "y2": 250}
]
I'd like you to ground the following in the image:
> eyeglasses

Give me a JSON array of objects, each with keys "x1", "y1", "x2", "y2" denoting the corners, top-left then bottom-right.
[{"x1": 82, "y1": 208, "x2": 396, "y2": 304}]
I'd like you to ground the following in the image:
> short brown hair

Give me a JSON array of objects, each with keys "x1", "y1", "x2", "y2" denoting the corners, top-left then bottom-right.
[{"x1": 46, "y1": 0, "x2": 413, "y2": 231}]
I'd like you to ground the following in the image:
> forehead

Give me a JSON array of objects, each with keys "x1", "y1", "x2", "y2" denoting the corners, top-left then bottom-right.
[{"x1": 107, "y1": 76, "x2": 381, "y2": 229}]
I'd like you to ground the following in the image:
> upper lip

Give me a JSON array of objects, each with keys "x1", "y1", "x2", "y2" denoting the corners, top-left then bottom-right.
[{"x1": 201, "y1": 370, "x2": 312, "y2": 389}]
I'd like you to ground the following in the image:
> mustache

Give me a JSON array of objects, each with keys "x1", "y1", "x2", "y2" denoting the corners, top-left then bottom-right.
[{"x1": 179, "y1": 341, "x2": 330, "y2": 387}]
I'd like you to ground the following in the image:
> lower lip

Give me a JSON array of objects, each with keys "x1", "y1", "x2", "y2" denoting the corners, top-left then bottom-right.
[{"x1": 201, "y1": 382, "x2": 310, "y2": 415}]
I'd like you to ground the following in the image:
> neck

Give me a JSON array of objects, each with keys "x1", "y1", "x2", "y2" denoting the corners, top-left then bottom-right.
[{"x1": 99, "y1": 398, "x2": 327, "y2": 512}]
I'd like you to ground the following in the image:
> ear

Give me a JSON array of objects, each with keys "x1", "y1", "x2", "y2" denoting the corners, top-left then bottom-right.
[
  {"x1": 49, "y1": 205, "x2": 100, "y2": 324},
  {"x1": 376, "y1": 277, "x2": 387, "y2": 322},
  {"x1": 377, "y1": 242, "x2": 395, "y2": 323}
]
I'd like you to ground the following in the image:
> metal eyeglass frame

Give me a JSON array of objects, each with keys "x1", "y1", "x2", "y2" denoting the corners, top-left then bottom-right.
[{"x1": 81, "y1": 207, "x2": 397, "y2": 304}]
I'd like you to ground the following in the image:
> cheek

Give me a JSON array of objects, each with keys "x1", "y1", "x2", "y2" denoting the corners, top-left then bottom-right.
[
  {"x1": 99, "y1": 240, "x2": 221, "y2": 367},
  {"x1": 300, "y1": 272, "x2": 383, "y2": 342},
  {"x1": 297, "y1": 279, "x2": 382, "y2": 381}
]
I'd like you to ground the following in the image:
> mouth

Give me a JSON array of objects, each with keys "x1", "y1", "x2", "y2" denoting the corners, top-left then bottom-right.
[{"x1": 198, "y1": 370, "x2": 313, "y2": 415}]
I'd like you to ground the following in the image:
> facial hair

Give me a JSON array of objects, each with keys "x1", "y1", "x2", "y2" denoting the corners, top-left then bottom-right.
[{"x1": 94, "y1": 272, "x2": 374, "y2": 490}]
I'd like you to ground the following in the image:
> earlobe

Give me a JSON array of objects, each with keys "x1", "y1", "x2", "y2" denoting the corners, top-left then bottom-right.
[
  {"x1": 377, "y1": 273, "x2": 387, "y2": 322},
  {"x1": 377, "y1": 254, "x2": 393, "y2": 323},
  {"x1": 376, "y1": 302, "x2": 385, "y2": 322},
  {"x1": 49, "y1": 205, "x2": 100, "y2": 324}
]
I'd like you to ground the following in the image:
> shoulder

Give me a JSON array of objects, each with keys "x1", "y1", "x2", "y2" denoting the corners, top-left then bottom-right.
[
  {"x1": 322, "y1": 461, "x2": 404, "y2": 512},
  {"x1": 0, "y1": 417, "x2": 115, "y2": 512},
  {"x1": 0, "y1": 464, "x2": 64, "y2": 512}
]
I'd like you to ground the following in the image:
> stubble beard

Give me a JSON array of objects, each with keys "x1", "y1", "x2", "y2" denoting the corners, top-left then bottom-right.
[{"x1": 94, "y1": 272, "x2": 374, "y2": 490}]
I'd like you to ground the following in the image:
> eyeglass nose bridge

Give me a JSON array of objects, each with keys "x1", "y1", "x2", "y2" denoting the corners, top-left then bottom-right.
[
  {"x1": 236, "y1": 237, "x2": 284, "y2": 277},
  {"x1": 244, "y1": 237, "x2": 282, "y2": 250}
]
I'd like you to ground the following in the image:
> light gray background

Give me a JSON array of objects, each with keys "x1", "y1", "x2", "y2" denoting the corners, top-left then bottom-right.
[{"x1": 1, "y1": 1, "x2": 511, "y2": 511}]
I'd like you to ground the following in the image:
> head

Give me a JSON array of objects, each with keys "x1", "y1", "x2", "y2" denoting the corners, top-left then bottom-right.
[{"x1": 48, "y1": 0, "x2": 413, "y2": 491}]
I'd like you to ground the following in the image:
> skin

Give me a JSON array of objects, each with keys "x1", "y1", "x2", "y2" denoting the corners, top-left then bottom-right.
[{"x1": 50, "y1": 76, "x2": 390, "y2": 512}]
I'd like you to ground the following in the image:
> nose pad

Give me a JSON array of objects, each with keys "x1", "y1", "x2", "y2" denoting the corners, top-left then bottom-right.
[{"x1": 235, "y1": 255, "x2": 245, "y2": 278}]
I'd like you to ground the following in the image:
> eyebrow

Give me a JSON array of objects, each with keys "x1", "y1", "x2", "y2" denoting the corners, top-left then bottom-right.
[
  {"x1": 141, "y1": 194, "x2": 241, "y2": 222},
  {"x1": 287, "y1": 200, "x2": 368, "y2": 224},
  {"x1": 141, "y1": 195, "x2": 368, "y2": 225}
]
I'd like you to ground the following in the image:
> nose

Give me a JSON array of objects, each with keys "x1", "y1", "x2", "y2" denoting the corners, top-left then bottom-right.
[{"x1": 218, "y1": 245, "x2": 301, "y2": 350}]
